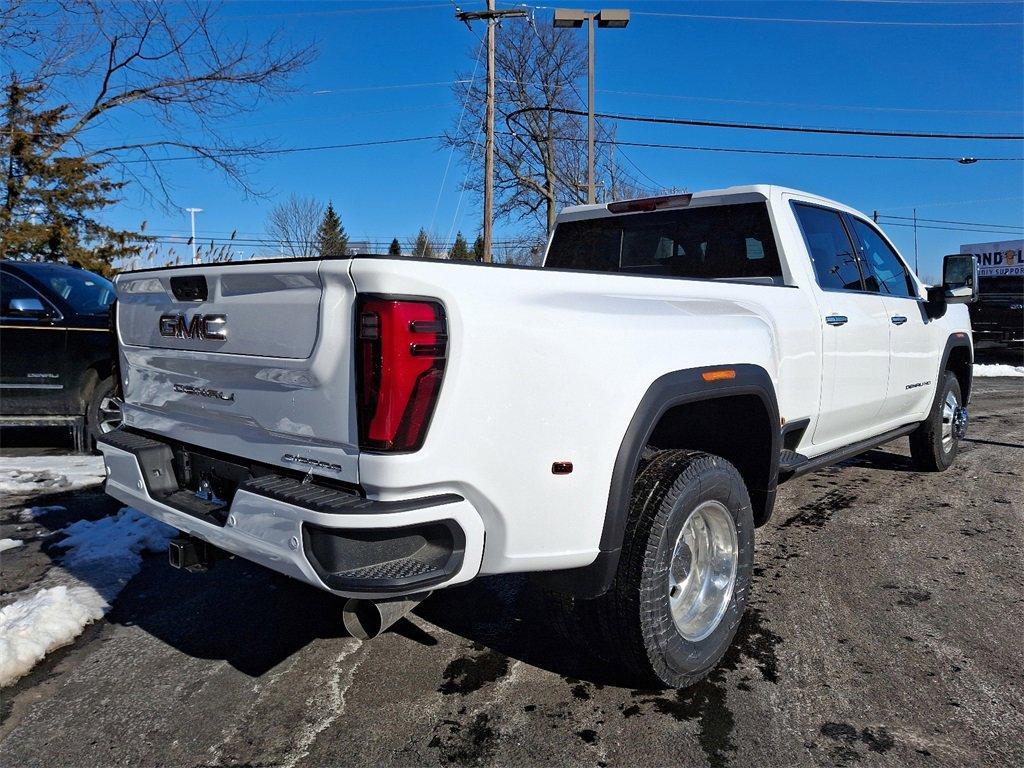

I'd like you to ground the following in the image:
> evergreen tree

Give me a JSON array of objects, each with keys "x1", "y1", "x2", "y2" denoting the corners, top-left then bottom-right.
[
  {"x1": 472, "y1": 234, "x2": 485, "y2": 262},
  {"x1": 388, "y1": 238, "x2": 402, "y2": 256},
  {"x1": 315, "y1": 201, "x2": 348, "y2": 257},
  {"x1": 411, "y1": 228, "x2": 435, "y2": 259},
  {"x1": 449, "y1": 231, "x2": 471, "y2": 260},
  {"x1": 0, "y1": 78, "x2": 143, "y2": 275}
]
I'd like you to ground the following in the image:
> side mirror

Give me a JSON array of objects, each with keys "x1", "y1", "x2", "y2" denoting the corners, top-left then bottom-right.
[
  {"x1": 942, "y1": 253, "x2": 978, "y2": 304},
  {"x1": 6, "y1": 297, "x2": 50, "y2": 318}
]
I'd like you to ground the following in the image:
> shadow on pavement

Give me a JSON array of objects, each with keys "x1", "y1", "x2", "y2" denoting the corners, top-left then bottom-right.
[
  {"x1": 840, "y1": 448, "x2": 917, "y2": 473},
  {"x1": 104, "y1": 555, "x2": 350, "y2": 677},
  {"x1": 417, "y1": 575, "x2": 643, "y2": 688}
]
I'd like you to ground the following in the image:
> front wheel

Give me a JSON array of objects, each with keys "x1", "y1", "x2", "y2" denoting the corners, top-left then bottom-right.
[
  {"x1": 599, "y1": 450, "x2": 755, "y2": 688},
  {"x1": 909, "y1": 371, "x2": 965, "y2": 472}
]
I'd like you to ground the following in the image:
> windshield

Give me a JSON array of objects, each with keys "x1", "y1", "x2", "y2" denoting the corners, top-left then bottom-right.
[
  {"x1": 979, "y1": 275, "x2": 1024, "y2": 296},
  {"x1": 43, "y1": 270, "x2": 115, "y2": 314}
]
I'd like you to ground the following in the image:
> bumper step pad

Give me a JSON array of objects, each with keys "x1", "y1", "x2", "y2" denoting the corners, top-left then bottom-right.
[{"x1": 98, "y1": 428, "x2": 467, "y2": 593}]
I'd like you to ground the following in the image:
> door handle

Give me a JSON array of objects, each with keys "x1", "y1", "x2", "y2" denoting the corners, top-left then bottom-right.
[
  {"x1": 891, "y1": 315, "x2": 908, "y2": 326},
  {"x1": 825, "y1": 315, "x2": 848, "y2": 327}
]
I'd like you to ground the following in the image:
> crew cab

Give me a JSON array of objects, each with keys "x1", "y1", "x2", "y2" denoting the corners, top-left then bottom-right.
[{"x1": 97, "y1": 185, "x2": 977, "y2": 688}]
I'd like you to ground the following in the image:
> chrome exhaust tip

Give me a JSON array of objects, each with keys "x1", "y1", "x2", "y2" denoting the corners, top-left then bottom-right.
[{"x1": 342, "y1": 593, "x2": 430, "y2": 640}]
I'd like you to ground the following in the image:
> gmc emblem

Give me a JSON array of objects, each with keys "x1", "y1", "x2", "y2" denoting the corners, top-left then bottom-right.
[{"x1": 159, "y1": 313, "x2": 227, "y2": 341}]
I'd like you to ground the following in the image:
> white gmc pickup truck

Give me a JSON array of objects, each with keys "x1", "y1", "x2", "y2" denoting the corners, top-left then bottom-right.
[{"x1": 98, "y1": 185, "x2": 977, "y2": 688}]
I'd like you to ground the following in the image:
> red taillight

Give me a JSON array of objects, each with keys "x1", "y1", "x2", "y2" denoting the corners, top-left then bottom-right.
[{"x1": 355, "y1": 296, "x2": 447, "y2": 452}]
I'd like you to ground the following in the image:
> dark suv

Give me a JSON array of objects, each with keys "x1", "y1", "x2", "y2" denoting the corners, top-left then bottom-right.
[
  {"x1": 1, "y1": 260, "x2": 121, "y2": 449},
  {"x1": 969, "y1": 274, "x2": 1024, "y2": 351}
]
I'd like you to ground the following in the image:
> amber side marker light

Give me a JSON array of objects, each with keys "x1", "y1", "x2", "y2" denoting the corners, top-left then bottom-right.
[{"x1": 702, "y1": 369, "x2": 737, "y2": 382}]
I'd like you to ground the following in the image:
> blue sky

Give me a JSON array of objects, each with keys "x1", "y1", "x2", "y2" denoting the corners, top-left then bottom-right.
[{"x1": 94, "y1": 0, "x2": 1023, "y2": 281}]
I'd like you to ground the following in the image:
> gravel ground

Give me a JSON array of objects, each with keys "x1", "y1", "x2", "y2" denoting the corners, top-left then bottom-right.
[{"x1": 1, "y1": 377, "x2": 1021, "y2": 768}]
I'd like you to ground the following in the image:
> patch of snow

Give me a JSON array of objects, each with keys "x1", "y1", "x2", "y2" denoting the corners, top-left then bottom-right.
[
  {"x1": 17, "y1": 505, "x2": 66, "y2": 522},
  {"x1": 0, "y1": 507, "x2": 176, "y2": 687},
  {"x1": 973, "y1": 364, "x2": 1024, "y2": 378},
  {"x1": 0, "y1": 538, "x2": 24, "y2": 553},
  {"x1": 0, "y1": 456, "x2": 106, "y2": 496},
  {"x1": 0, "y1": 586, "x2": 106, "y2": 686}
]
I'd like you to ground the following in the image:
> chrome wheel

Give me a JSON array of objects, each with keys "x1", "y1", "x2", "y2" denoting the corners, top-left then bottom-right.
[
  {"x1": 98, "y1": 395, "x2": 123, "y2": 433},
  {"x1": 668, "y1": 500, "x2": 739, "y2": 642},
  {"x1": 940, "y1": 390, "x2": 959, "y2": 450}
]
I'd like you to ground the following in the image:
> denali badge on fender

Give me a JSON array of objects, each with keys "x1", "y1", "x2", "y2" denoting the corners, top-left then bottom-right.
[{"x1": 159, "y1": 313, "x2": 227, "y2": 340}]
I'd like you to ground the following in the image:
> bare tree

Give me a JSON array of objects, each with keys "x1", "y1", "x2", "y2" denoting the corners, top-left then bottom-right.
[
  {"x1": 446, "y1": 21, "x2": 662, "y2": 238},
  {"x1": 446, "y1": 22, "x2": 587, "y2": 236},
  {"x1": 265, "y1": 194, "x2": 324, "y2": 258},
  {"x1": 493, "y1": 232, "x2": 546, "y2": 267},
  {"x1": 1, "y1": 0, "x2": 315, "y2": 206}
]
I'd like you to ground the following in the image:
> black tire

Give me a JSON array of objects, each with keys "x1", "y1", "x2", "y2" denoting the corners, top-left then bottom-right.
[
  {"x1": 85, "y1": 376, "x2": 122, "y2": 450},
  {"x1": 559, "y1": 449, "x2": 755, "y2": 689},
  {"x1": 909, "y1": 371, "x2": 963, "y2": 472}
]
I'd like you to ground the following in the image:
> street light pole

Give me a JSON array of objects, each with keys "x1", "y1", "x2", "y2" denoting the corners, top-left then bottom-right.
[
  {"x1": 185, "y1": 207, "x2": 202, "y2": 264},
  {"x1": 554, "y1": 8, "x2": 630, "y2": 205},
  {"x1": 587, "y1": 14, "x2": 595, "y2": 204},
  {"x1": 455, "y1": 3, "x2": 527, "y2": 263}
]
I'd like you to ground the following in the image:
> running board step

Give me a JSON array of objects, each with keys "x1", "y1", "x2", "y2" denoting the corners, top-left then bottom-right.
[
  {"x1": 779, "y1": 449, "x2": 807, "y2": 474},
  {"x1": 778, "y1": 423, "x2": 918, "y2": 481}
]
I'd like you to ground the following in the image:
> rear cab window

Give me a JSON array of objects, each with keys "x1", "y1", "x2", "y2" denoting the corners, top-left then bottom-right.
[
  {"x1": 791, "y1": 203, "x2": 864, "y2": 292},
  {"x1": 545, "y1": 202, "x2": 784, "y2": 284}
]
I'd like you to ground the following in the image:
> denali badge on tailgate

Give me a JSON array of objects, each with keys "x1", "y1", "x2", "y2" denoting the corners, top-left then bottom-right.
[
  {"x1": 173, "y1": 383, "x2": 235, "y2": 402},
  {"x1": 159, "y1": 313, "x2": 227, "y2": 340}
]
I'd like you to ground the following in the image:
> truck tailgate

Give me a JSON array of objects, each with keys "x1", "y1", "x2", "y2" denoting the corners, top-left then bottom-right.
[{"x1": 115, "y1": 260, "x2": 359, "y2": 482}]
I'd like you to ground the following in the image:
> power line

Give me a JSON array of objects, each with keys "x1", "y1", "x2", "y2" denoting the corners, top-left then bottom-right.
[
  {"x1": 221, "y1": 3, "x2": 454, "y2": 20},
  {"x1": 507, "y1": 106, "x2": 1024, "y2": 140},
  {"x1": 595, "y1": 88, "x2": 1023, "y2": 117},
  {"x1": 573, "y1": 136, "x2": 1022, "y2": 163},
  {"x1": 114, "y1": 131, "x2": 1022, "y2": 168},
  {"x1": 117, "y1": 136, "x2": 443, "y2": 164},
  {"x1": 879, "y1": 214, "x2": 1024, "y2": 229},
  {"x1": 306, "y1": 77, "x2": 1021, "y2": 117},
  {"x1": 431, "y1": 38, "x2": 486, "y2": 233},
  {"x1": 877, "y1": 222, "x2": 1024, "y2": 236},
  {"x1": 629, "y1": 9, "x2": 1022, "y2": 27},
  {"x1": 511, "y1": 1, "x2": 1022, "y2": 26}
]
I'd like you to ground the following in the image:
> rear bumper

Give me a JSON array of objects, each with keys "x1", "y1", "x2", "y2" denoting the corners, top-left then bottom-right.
[{"x1": 97, "y1": 430, "x2": 484, "y2": 598}]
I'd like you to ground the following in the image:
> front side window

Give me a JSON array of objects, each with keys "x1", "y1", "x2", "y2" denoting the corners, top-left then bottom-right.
[
  {"x1": 1, "y1": 272, "x2": 48, "y2": 316},
  {"x1": 792, "y1": 204, "x2": 863, "y2": 291},
  {"x1": 848, "y1": 218, "x2": 916, "y2": 298},
  {"x1": 545, "y1": 202, "x2": 783, "y2": 281}
]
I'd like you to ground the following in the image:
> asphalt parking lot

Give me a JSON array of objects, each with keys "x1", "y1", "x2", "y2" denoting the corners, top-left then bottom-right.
[{"x1": 1, "y1": 375, "x2": 1022, "y2": 768}]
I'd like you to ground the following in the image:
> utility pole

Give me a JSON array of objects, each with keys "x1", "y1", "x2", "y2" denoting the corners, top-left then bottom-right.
[
  {"x1": 455, "y1": 4, "x2": 527, "y2": 263},
  {"x1": 185, "y1": 207, "x2": 202, "y2": 264}
]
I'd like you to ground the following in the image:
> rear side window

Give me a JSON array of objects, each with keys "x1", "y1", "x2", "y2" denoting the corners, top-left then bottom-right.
[
  {"x1": 792, "y1": 204, "x2": 863, "y2": 291},
  {"x1": 848, "y1": 218, "x2": 916, "y2": 298},
  {"x1": 545, "y1": 202, "x2": 783, "y2": 282}
]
